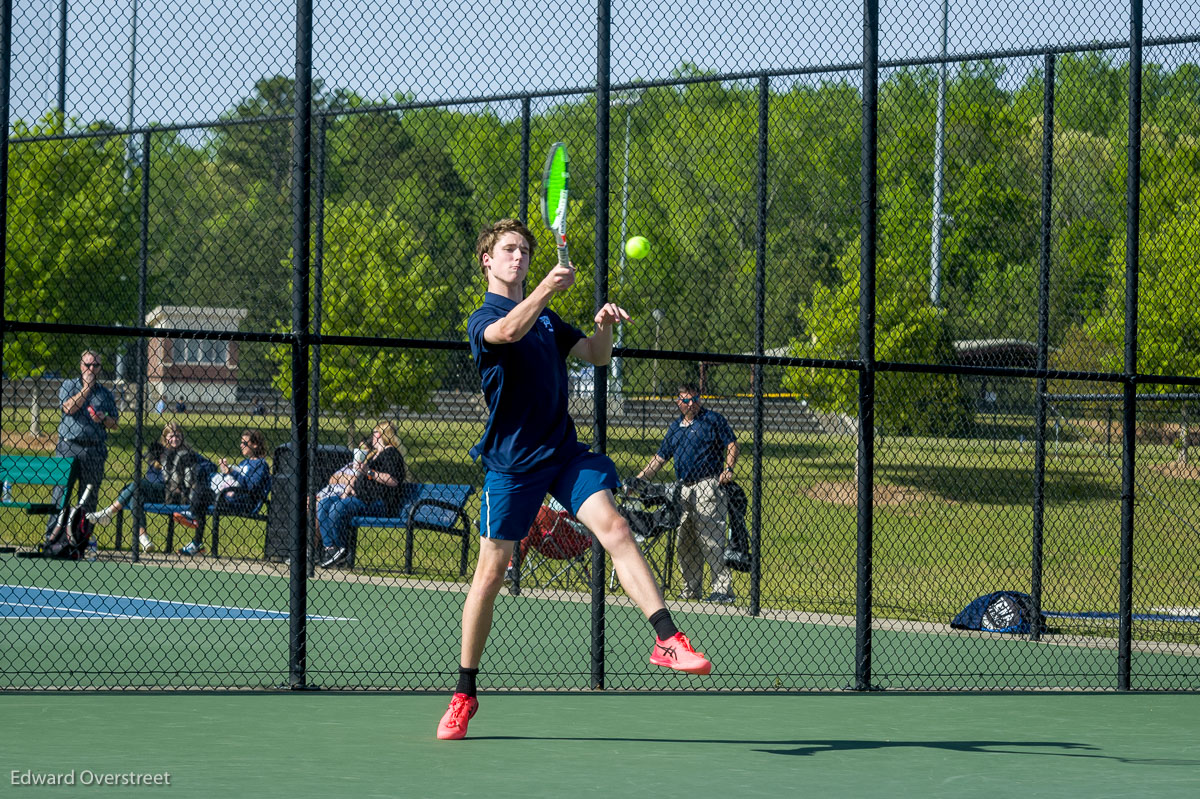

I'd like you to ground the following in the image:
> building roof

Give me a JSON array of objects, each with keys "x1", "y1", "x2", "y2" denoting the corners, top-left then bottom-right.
[
  {"x1": 952, "y1": 339, "x2": 1040, "y2": 368},
  {"x1": 145, "y1": 306, "x2": 249, "y2": 331}
]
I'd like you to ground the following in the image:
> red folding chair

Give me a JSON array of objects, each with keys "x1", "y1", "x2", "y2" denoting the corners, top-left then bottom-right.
[{"x1": 506, "y1": 504, "x2": 593, "y2": 594}]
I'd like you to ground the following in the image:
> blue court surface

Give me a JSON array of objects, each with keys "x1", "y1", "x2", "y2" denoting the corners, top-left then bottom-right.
[{"x1": 0, "y1": 584, "x2": 353, "y2": 621}]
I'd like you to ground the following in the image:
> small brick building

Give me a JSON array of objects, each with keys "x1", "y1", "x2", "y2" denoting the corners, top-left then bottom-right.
[{"x1": 145, "y1": 305, "x2": 248, "y2": 406}]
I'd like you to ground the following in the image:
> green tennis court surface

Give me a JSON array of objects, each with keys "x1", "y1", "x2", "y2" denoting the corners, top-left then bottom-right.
[
  {"x1": 3, "y1": 692, "x2": 1198, "y2": 798},
  {"x1": 3, "y1": 555, "x2": 1199, "y2": 690}
]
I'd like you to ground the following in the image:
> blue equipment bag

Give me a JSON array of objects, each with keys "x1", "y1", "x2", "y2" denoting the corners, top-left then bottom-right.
[{"x1": 952, "y1": 591, "x2": 1046, "y2": 634}]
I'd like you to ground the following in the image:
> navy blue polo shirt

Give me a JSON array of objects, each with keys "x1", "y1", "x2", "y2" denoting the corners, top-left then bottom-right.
[
  {"x1": 657, "y1": 407, "x2": 736, "y2": 483},
  {"x1": 467, "y1": 292, "x2": 586, "y2": 474}
]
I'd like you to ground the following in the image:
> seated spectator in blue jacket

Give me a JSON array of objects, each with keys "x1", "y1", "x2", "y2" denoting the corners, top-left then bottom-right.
[
  {"x1": 316, "y1": 421, "x2": 409, "y2": 568},
  {"x1": 175, "y1": 429, "x2": 270, "y2": 556}
]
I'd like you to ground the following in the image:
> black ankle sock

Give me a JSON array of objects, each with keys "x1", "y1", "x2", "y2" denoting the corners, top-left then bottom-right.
[
  {"x1": 648, "y1": 609, "x2": 678, "y2": 641},
  {"x1": 455, "y1": 667, "x2": 479, "y2": 697}
]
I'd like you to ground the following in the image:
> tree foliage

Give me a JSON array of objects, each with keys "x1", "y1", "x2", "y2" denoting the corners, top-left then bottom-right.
[
  {"x1": 9, "y1": 50, "x2": 1200, "y2": 422},
  {"x1": 5, "y1": 115, "x2": 138, "y2": 376},
  {"x1": 1089, "y1": 196, "x2": 1200, "y2": 383},
  {"x1": 269, "y1": 201, "x2": 458, "y2": 419},
  {"x1": 784, "y1": 245, "x2": 972, "y2": 435}
]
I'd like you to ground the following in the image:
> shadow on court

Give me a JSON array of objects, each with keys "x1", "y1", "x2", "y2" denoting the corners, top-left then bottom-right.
[{"x1": 471, "y1": 735, "x2": 1200, "y2": 765}]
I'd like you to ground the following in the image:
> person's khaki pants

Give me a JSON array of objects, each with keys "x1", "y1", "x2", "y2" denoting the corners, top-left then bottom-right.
[{"x1": 675, "y1": 478, "x2": 731, "y2": 597}]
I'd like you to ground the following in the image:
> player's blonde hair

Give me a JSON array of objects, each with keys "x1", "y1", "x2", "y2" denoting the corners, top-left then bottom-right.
[{"x1": 475, "y1": 218, "x2": 537, "y2": 278}]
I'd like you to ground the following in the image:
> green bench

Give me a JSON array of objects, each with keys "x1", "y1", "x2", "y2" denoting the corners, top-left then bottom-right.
[{"x1": 0, "y1": 454, "x2": 78, "y2": 515}]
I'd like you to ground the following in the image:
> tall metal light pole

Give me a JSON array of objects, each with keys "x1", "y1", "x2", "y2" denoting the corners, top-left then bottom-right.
[
  {"x1": 610, "y1": 89, "x2": 640, "y2": 398},
  {"x1": 651, "y1": 308, "x2": 665, "y2": 395},
  {"x1": 56, "y1": 0, "x2": 67, "y2": 119},
  {"x1": 124, "y1": 0, "x2": 140, "y2": 183},
  {"x1": 930, "y1": 0, "x2": 949, "y2": 307}
]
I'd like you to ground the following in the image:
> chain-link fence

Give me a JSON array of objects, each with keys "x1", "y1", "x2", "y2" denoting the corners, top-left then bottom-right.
[{"x1": 2, "y1": 2, "x2": 1198, "y2": 691}]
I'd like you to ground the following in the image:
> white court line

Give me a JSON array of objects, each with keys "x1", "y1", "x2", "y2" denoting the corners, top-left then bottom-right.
[
  {"x1": 0, "y1": 607, "x2": 351, "y2": 621},
  {"x1": 0, "y1": 584, "x2": 355, "y2": 621},
  {"x1": 0, "y1": 615, "x2": 348, "y2": 621},
  {"x1": 2, "y1": 601, "x2": 127, "y2": 618}
]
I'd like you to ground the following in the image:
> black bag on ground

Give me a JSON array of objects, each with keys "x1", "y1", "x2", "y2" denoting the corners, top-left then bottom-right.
[
  {"x1": 33, "y1": 484, "x2": 95, "y2": 560},
  {"x1": 951, "y1": 591, "x2": 1046, "y2": 635},
  {"x1": 723, "y1": 482, "x2": 751, "y2": 572}
]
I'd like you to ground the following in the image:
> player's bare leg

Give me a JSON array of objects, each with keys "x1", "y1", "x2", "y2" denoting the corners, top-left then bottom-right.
[
  {"x1": 575, "y1": 491, "x2": 663, "y2": 612},
  {"x1": 460, "y1": 538, "x2": 516, "y2": 668},
  {"x1": 575, "y1": 491, "x2": 712, "y2": 675},
  {"x1": 438, "y1": 537, "x2": 515, "y2": 740}
]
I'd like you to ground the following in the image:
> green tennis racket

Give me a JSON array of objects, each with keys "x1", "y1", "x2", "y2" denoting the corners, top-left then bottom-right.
[{"x1": 540, "y1": 141, "x2": 571, "y2": 269}]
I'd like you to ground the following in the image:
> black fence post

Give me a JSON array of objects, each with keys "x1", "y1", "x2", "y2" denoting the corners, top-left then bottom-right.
[
  {"x1": 0, "y1": 0, "x2": 10, "y2": 421},
  {"x1": 519, "y1": 96, "x2": 531, "y2": 224},
  {"x1": 590, "y1": 0, "x2": 612, "y2": 692},
  {"x1": 288, "y1": 0, "x2": 314, "y2": 691},
  {"x1": 1118, "y1": 0, "x2": 1143, "y2": 692},
  {"x1": 1030, "y1": 53, "x2": 1055, "y2": 642},
  {"x1": 749, "y1": 74, "x2": 769, "y2": 617},
  {"x1": 131, "y1": 130, "x2": 151, "y2": 564},
  {"x1": 56, "y1": 0, "x2": 66, "y2": 116},
  {"x1": 854, "y1": 0, "x2": 879, "y2": 693},
  {"x1": 306, "y1": 114, "x2": 326, "y2": 578}
]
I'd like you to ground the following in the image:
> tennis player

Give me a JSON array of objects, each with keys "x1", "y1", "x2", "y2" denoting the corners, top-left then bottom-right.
[{"x1": 437, "y1": 218, "x2": 712, "y2": 740}]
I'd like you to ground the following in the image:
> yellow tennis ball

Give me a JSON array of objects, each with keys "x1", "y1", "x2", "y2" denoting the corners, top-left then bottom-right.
[{"x1": 625, "y1": 235, "x2": 651, "y2": 260}]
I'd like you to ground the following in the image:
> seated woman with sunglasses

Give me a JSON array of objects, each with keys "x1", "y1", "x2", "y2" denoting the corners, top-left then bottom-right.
[
  {"x1": 315, "y1": 421, "x2": 409, "y2": 568},
  {"x1": 175, "y1": 429, "x2": 271, "y2": 556}
]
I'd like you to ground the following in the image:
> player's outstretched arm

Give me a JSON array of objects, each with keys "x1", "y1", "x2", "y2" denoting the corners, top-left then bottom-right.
[
  {"x1": 570, "y1": 302, "x2": 631, "y2": 365},
  {"x1": 484, "y1": 265, "x2": 577, "y2": 345}
]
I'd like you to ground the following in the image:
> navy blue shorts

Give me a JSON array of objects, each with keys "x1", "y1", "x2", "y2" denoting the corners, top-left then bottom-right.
[{"x1": 478, "y1": 449, "x2": 619, "y2": 541}]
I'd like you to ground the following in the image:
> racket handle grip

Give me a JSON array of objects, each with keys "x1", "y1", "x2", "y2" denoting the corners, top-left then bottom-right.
[{"x1": 556, "y1": 243, "x2": 571, "y2": 270}]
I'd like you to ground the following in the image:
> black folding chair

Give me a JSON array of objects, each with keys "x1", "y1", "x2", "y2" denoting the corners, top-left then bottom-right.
[{"x1": 612, "y1": 478, "x2": 682, "y2": 591}]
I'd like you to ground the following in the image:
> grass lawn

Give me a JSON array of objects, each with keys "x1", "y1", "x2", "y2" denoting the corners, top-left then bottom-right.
[{"x1": 4, "y1": 403, "x2": 1199, "y2": 647}]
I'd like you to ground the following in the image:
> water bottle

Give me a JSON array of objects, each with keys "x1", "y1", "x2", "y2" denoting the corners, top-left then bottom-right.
[
  {"x1": 1, "y1": 480, "x2": 11, "y2": 503},
  {"x1": 86, "y1": 539, "x2": 98, "y2": 561}
]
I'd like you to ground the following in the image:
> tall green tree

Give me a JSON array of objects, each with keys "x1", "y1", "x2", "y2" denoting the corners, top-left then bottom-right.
[
  {"x1": 270, "y1": 201, "x2": 458, "y2": 429},
  {"x1": 4, "y1": 116, "x2": 138, "y2": 377},
  {"x1": 214, "y1": 75, "x2": 351, "y2": 195},
  {"x1": 784, "y1": 243, "x2": 972, "y2": 436},
  {"x1": 1088, "y1": 196, "x2": 1200, "y2": 382},
  {"x1": 156, "y1": 77, "x2": 354, "y2": 379},
  {"x1": 328, "y1": 106, "x2": 477, "y2": 307}
]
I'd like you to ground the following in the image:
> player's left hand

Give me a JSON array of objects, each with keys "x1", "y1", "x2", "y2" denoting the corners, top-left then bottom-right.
[{"x1": 594, "y1": 303, "x2": 631, "y2": 329}]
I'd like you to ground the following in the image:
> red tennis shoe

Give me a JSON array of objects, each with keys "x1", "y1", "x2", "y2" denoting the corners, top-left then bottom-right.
[
  {"x1": 650, "y1": 632, "x2": 712, "y2": 675},
  {"x1": 436, "y1": 692, "x2": 479, "y2": 740}
]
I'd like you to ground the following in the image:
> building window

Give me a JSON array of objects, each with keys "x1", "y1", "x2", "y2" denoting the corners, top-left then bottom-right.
[{"x1": 177, "y1": 339, "x2": 228, "y2": 365}]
